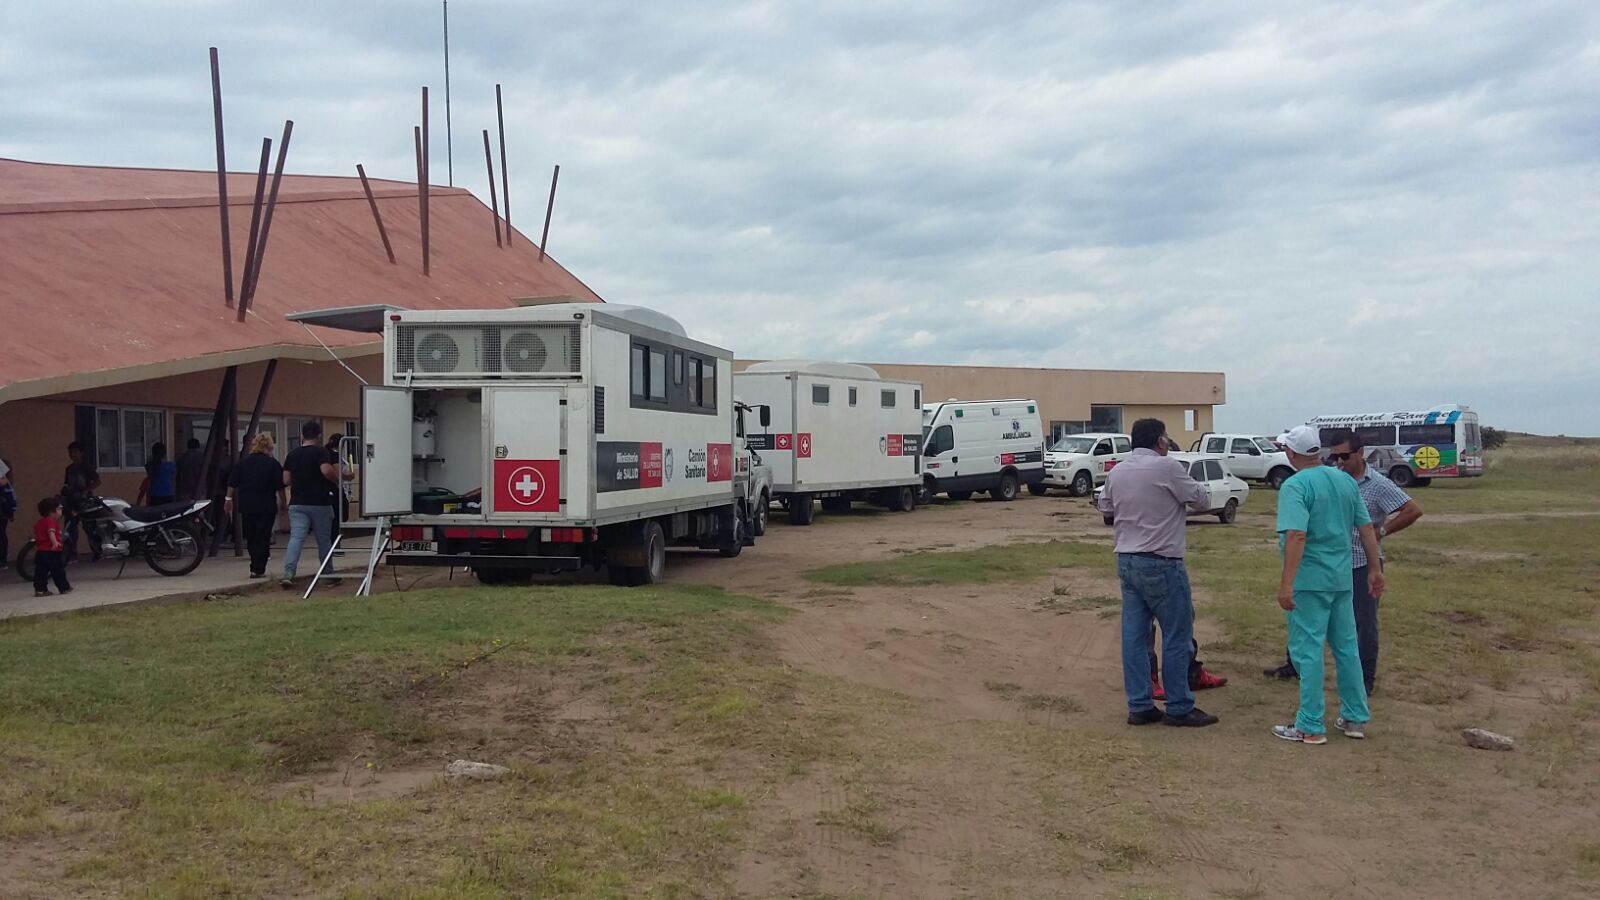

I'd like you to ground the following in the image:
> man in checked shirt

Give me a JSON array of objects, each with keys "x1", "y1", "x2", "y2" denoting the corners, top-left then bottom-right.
[{"x1": 1264, "y1": 427, "x2": 1423, "y2": 695}]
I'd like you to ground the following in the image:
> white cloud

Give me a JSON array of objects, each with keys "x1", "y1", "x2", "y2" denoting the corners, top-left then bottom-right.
[{"x1": 2, "y1": 0, "x2": 1597, "y2": 432}]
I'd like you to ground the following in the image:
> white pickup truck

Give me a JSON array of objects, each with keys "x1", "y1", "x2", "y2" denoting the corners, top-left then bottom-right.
[
  {"x1": 1039, "y1": 432, "x2": 1131, "y2": 496},
  {"x1": 1188, "y1": 433, "x2": 1295, "y2": 488}
]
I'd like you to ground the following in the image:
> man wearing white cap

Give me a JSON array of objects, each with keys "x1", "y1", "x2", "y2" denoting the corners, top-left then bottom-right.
[{"x1": 1272, "y1": 425, "x2": 1385, "y2": 745}]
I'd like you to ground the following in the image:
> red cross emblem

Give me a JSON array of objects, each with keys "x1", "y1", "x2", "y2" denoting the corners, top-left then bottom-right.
[
  {"x1": 776, "y1": 433, "x2": 793, "y2": 451},
  {"x1": 797, "y1": 433, "x2": 812, "y2": 458}
]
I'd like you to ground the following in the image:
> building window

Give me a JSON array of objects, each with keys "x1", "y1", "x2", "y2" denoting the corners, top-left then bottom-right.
[
  {"x1": 1184, "y1": 409, "x2": 1197, "y2": 432},
  {"x1": 285, "y1": 417, "x2": 324, "y2": 445},
  {"x1": 880, "y1": 390, "x2": 896, "y2": 408},
  {"x1": 1051, "y1": 420, "x2": 1090, "y2": 443},
  {"x1": 812, "y1": 385, "x2": 830, "y2": 405},
  {"x1": 91, "y1": 406, "x2": 168, "y2": 470},
  {"x1": 848, "y1": 387, "x2": 858, "y2": 407},
  {"x1": 1090, "y1": 405, "x2": 1123, "y2": 433}
]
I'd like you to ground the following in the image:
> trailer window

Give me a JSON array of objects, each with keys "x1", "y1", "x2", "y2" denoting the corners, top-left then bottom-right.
[
  {"x1": 630, "y1": 344, "x2": 647, "y2": 399},
  {"x1": 848, "y1": 387, "x2": 858, "y2": 407},
  {"x1": 696, "y1": 357, "x2": 717, "y2": 411},
  {"x1": 673, "y1": 351, "x2": 684, "y2": 385},
  {"x1": 881, "y1": 390, "x2": 896, "y2": 408},
  {"x1": 1355, "y1": 425, "x2": 1397, "y2": 446},
  {"x1": 649, "y1": 350, "x2": 667, "y2": 401},
  {"x1": 812, "y1": 385, "x2": 829, "y2": 405}
]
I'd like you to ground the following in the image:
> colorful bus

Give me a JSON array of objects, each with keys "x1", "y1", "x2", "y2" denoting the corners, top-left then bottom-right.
[{"x1": 1307, "y1": 405, "x2": 1483, "y2": 487}]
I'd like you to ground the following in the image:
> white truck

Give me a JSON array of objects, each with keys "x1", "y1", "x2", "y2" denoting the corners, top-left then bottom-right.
[
  {"x1": 919, "y1": 398, "x2": 1047, "y2": 502},
  {"x1": 734, "y1": 361, "x2": 924, "y2": 525},
  {"x1": 1041, "y1": 432, "x2": 1131, "y2": 496},
  {"x1": 296, "y1": 303, "x2": 759, "y2": 586},
  {"x1": 1187, "y1": 433, "x2": 1295, "y2": 488}
]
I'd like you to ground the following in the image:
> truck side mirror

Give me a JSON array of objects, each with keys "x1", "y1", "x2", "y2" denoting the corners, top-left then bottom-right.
[{"x1": 759, "y1": 405, "x2": 771, "y2": 428}]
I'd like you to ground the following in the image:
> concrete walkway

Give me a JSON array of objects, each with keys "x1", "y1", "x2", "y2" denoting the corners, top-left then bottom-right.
[{"x1": 0, "y1": 537, "x2": 375, "y2": 620}]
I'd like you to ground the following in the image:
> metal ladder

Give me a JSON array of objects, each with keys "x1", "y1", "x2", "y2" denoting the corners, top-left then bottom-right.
[{"x1": 302, "y1": 520, "x2": 390, "y2": 598}]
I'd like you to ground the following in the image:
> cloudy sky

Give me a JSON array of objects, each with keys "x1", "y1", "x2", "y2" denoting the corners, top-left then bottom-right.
[{"x1": 3, "y1": 1, "x2": 1597, "y2": 433}]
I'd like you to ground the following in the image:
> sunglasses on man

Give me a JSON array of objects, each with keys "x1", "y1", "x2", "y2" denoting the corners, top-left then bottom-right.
[{"x1": 1326, "y1": 451, "x2": 1357, "y2": 462}]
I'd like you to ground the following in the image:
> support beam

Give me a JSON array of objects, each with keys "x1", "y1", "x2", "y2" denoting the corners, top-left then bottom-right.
[
  {"x1": 496, "y1": 84, "x2": 511, "y2": 244},
  {"x1": 240, "y1": 120, "x2": 294, "y2": 319},
  {"x1": 356, "y1": 164, "x2": 397, "y2": 263},
  {"x1": 236, "y1": 138, "x2": 272, "y2": 314},
  {"x1": 209, "y1": 47, "x2": 234, "y2": 309},
  {"x1": 414, "y1": 126, "x2": 429, "y2": 275},
  {"x1": 539, "y1": 164, "x2": 560, "y2": 261},
  {"x1": 482, "y1": 129, "x2": 502, "y2": 247},
  {"x1": 421, "y1": 87, "x2": 431, "y2": 274}
]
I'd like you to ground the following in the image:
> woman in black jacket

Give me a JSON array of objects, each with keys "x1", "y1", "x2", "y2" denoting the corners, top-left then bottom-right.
[{"x1": 225, "y1": 432, "x2": 286, "y2": 578}]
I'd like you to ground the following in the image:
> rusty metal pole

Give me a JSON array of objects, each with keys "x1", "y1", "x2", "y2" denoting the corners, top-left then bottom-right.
[
  {"x1": 496, "y1": 84, "x2": 511, "y2": 243},
  {"x1": 240, "y1": 120, "x2": 293, "y2": 318},
  {"x1": 421, "y1": 87, "x2": 430, "y2": 274},
  {"x1": 202, "y1": 366, "x2": 238, "y2": 558},
  {"x1": 239, "y1": 359, "x2": 278, "y2": 459},
  {"x1": 209, "y1": 48, "x2": 235, "y2": 309},
  {"x1": 236, "y1": 138, "x2": 272, "y2": 315},
  {"x1": 414, "y1": 126, "x2": 428, "y2": 275},
  {"x1": 356, "y1": 164, "x2": 397, "y2": 263},
  {"x1": 539, "y1": 164, "x2": 559, "y2": 261},
  {"x1": 482, "y1": 130, "x2": 502, "y2": 247}
]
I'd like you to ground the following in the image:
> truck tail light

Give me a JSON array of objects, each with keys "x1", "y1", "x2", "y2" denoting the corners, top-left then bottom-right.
[
  {"x1": 392, "y1": 526, "x2": 426, "y2": 541},
  {"x1": 541, "y1": 528, "x2": 589, "y2": 543}
]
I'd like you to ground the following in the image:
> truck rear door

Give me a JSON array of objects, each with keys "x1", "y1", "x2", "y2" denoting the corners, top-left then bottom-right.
[
  {"x1": 485, "y1": 386, "x2": 569, "y2": 520},
  {"x1": 360, "y1": 386, "x2": 414, "y2": 517}
]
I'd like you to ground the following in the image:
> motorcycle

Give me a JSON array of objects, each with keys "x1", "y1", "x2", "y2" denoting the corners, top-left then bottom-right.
[{"x1": 15, "y1": 495, "x2": 211, "y2": 580}]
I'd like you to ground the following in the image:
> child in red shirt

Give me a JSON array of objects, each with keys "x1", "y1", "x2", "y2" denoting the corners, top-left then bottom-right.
[{"x1": 33, "y1": 496, "x2": 72, "y2": 597}]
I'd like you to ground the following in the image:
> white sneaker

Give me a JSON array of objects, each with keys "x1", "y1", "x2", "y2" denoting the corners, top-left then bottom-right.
[
  {"x1": 1336, "y1": 717, "x2": 1367, "y2": 739},
  {"x1": 1272, "y1": 725, "x2": 1328, "y2": 745}
]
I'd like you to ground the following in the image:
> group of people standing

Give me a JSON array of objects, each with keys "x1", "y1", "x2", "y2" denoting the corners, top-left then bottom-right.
[{"x1": 1097, "y1": 418, "x2": 1422, "y2": 743}]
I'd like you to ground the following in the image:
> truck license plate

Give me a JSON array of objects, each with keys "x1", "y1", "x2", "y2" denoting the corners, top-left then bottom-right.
[{"x1": 395, "y1": 540, "x2": 437, "y2": 553}]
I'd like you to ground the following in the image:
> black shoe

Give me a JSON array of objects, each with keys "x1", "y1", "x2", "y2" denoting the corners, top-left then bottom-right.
[
  {"x1": 1263, "y1": 663, "x2": 1298, "y2": 679},
  {"x1": 1127, "y1": 708, "x2": 1165, "y2": 726},
  {"x1": 1164, "y1": 707, "x2": 1219, "y2": 727},
  {"x1": 1365, "y1": 682, "x2": 1376, "y2": 696}
]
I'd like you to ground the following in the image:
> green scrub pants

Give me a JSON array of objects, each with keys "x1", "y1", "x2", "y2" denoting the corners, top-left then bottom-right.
[{"x1": 1286, "y1": 589, "x2": 1370, "y2": 735}]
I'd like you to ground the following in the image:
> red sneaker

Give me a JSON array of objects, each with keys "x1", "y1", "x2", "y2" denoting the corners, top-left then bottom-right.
[
  {"x1": 1193, "y1": 669, "x2": 1229, "y2": 690},
  {"x1": 1152, "y1": 678, "x2": 1166, "y2": 701}
]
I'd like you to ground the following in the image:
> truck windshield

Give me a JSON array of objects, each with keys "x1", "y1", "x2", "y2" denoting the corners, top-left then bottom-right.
[
  {"x1": 1051, "y1": 436, "x2": 1097, "y2": 453},
  {"x1": 1253, "y1": 437, "x2": 1278, "y2": 453}
]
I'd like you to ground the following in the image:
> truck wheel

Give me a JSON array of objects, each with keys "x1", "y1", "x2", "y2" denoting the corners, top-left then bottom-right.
[
  {"x1": 1217, "y1": 498, "x2": 1238, "y2": 524},
  {"x1": 991, "y1": 472, "x2": 1019, "y2": 502},
  {"x1": 717, "y1": 511, "x2": 744, "y2": 558},
  {"x1": 1267, "y1": 467, "x2": 1293, "y2": 490},
  {"x1": 1388, "y1": 465, "x2": 1415, "y2": 488},
  {"x1": 917, "y1": 478, "x2": 936, "y2": 505},
  {"x1": 751, "y1": 492, "x2": 770, "y2": 537},
  {"x1": 788, "y1": 493, "x2": 815, "y2": 526},
  {"x1": 15, "y1": 540, "x2": 36, "y2": 582},
  {"x1": 821, "y1": 496, "x2": 852, "y2": 514},
  {"x1": 890, "y1": 485, "x2": 916, "y2": 512},
  {"x1": 1027, "y1": 483, "x2": 1049, "y2": 496},
  {"x1": 607, "y1": 520, "x2": 667, "y2": 586},
  {"x1": 1071, "y1": 470, "x2": 1093, "y2": 497},
  {"x1": 948, "y1": 491, "x2": 973, "y2": 502}
]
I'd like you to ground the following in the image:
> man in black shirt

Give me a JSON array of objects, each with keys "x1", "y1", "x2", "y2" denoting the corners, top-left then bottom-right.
[
  {"x1": 61, "y1": 441, "x2": 102, "y2": 561},
  {"x1": 175, "y1": 438, "x2": 207, "y2": 502},
  {"x1": 280, "y1": 420, "x2": 340, "y2": 587}
]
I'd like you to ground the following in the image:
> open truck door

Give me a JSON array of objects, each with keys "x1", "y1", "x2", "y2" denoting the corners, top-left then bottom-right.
[{"x1": 361, "y1": 385, "x2": 415, "y2": 517}]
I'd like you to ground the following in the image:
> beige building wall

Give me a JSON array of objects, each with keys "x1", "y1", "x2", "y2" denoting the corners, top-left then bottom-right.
[
  {"x1": 735, "y1": 360, "x2": 1225, "y2": 448},
  {"x1": 1, "y1": 354, "x2": 382, "y2": 556}
]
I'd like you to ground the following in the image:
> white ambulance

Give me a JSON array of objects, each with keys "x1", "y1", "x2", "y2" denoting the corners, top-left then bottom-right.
[
  {"x1": 918, "y1": 399, "x2": 1047, "y2": 502},
  {"x1": 295, "y1": 303, "x2": 753, "y2": 586},
  {"x1": 734, "y1": 361, "x2": 924, "y2": 525}
]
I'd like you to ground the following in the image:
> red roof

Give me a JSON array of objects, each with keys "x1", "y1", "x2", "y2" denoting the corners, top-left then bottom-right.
[{"x1": 0, "y1": 158, "x2": 602, "y2": 399}]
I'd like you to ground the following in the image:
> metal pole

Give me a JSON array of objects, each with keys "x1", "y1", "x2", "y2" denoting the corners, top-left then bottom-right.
[
  {"x1": 226, "y1": 374, "x2": 242, "y2": 556},
  {"x1": 240, "y1": 359, "x2": 278, "y2": 458},
  {"x1": 356, "y1": 164, "x2": 397, "y2": 263},
  {"x1": 236, "y1": 138, "x2": 272, "y2": 314},
  {"x1": 414, "y1": 126, "x2": 429, "y2": 275},
  {"x1": 539, "y1": 164, "x2": 559, "y2": 261},
  {"x1": 496, "y1": 84, "x2": 511, "y2": 243},
  {"x1": 209, "y1": 48, "x2": 235, "y2": 309},
  {"x1": 443, "y1": 1, "x2": 453, "y2": 187},
  {"x1": 240, "y1": 119, "x2": 293, "y2": 318},
  {"x1": 203, "y1": 366, "x2": 238, "y2": 558},
  {"x1": 482, "y1": 130, "x2": 501, "y2": 247},
  {"x1": 421, "y1": 87, "x2": 431, "y2": 274}
]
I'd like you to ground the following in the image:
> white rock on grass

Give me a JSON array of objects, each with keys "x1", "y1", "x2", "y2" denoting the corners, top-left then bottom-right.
[
  {"x1": 446, "y1": 759, "x2": 512, "y2": 780},
  {"x1": 1462, "y1": 728, "x2": 1515, "y2": 752}
]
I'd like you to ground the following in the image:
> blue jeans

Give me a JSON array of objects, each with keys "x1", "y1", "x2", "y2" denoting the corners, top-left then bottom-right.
[
  {"x1": 284, "y1": 504, "x2": 335, "y2": 579},
  {"x1": 1118, "y1": 553, "x2": 1196, "y2": 716}
]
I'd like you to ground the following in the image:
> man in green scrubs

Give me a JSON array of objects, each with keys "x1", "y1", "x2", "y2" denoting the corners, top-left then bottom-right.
[{"x1": 1272, "y1": 426, "x2": 1385, "y2": 745}]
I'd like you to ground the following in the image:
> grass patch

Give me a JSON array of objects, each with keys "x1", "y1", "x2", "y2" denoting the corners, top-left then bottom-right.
[
  {"x1": 1020, "y1": 693, "x2": 1082, "y2": 714},
  {"x1": 0, "y1": 582, "x2": 842, "y2": 897},
  {"x1": 805, "y1": 539, "x2": 1103, "y2": 587}
]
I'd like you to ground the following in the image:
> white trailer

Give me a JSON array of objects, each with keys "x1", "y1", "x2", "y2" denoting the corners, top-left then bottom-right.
[
  {"x1": 292, "y1": 303, "x2": 751, "y2": 586},
  {"x1": 734, "y1": 361, "x2": 924, "y2": 525}
]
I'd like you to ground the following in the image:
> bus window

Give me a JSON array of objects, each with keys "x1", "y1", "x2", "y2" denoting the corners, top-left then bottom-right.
[
  {"x1": 1318, "y1": 428, "x2": 1341, "y2": 448},
  {"x1": 1398, "y1": 424, "x2": 1455, "y2": 444},
  {"x1": 1355, "y1": 425, "x2": 1396, "y2": 446}
]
